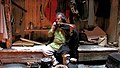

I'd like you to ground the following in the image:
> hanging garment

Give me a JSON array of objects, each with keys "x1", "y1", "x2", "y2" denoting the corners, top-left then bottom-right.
[
  {"x1": 44, "y1": 0, "x2": 58, "y2": 23},
  {"x1": 0, "y1": 2, "x2": 8, "y2": 42}
]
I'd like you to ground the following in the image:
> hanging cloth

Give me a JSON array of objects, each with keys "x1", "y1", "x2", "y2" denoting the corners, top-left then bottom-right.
[
  {"x1": 0, "y1": 1, "x2": 8, "y2": 42},
  {"x1": 95, "y1": 0, "x2": 111, "y2": 19}
]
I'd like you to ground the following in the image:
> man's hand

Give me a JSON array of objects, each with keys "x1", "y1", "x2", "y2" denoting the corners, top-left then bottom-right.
[{"x1": 51, "y1": 22, "x2": 58, "y2": 31}]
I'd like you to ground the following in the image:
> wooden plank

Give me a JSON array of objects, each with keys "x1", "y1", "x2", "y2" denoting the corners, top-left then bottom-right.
[
  {"x1": 20, "y1": 38, "x2": 43, "y2": 45},
  {"x1": 78, "y1": 45, "x2": 118, "y2": 52},
  {"x1": 25, "y1": 0, "x2": 29, "y2": 28},
  {"x1": 78, "y1": 52, "x2": 113, "y2": 61},
  {"x1": 0, "y1": 49, "x2": 44, "y2": 64},
  {"x1": 78, "y1": 45, "x2": 118, "y2": 61},
  {"x1": 36, "y1": 0, "x2": 40, "y2": 28},
  {"x1": 12, "y1": 41, "x2": 34, "y2": 46}
]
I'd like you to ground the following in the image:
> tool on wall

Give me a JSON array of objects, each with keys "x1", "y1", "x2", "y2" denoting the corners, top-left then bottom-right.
[{"x1": 11, "y1": 0, "x2": 27, "y2": 12}]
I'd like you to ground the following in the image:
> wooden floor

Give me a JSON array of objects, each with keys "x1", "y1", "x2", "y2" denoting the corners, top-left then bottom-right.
[{"x1": 0, "y1": 44, "x2": 118, "y2": 67}]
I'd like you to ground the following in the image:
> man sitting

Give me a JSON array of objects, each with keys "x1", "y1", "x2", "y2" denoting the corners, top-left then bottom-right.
[{"x1": 45, "y1": 12, "x2": 79, "y2": 66}]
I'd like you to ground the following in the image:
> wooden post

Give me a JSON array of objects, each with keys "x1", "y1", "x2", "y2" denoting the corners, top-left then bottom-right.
[
  {"x1": 88, "y1": 0, "x2": 94, "y2": 26},
  {"x1": 106, "y1": 0, "x2": 119, "y2": 42},
  {"x1": 117, "y1": 0, "x2": 120, "y2": 47},
  {"x1": 4, "y1": 0, "x2": 12, "y2": 48}
]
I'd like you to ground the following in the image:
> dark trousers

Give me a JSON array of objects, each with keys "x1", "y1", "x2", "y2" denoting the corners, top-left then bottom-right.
[{"x1": 54, "y1": 29, "x2": 79, "y2": 63}]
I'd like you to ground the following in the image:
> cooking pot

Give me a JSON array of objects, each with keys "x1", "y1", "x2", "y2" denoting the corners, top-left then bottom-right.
[{"x1": 41, "y1": 57, "x2": 52, "y2": 68}]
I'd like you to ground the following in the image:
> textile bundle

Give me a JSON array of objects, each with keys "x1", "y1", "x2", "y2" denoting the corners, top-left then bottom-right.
[{"x1": 0, "y1": 1, "x2": 8, "y2": 42}]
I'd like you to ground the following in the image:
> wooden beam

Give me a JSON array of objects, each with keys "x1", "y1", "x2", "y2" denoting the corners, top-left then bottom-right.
[
  {"x1": 20, "y1": 38, "x2": 43, "y2": 45},
  {"x1": 11, "y1": 0, "x2": 27, "y2": 12},
  {"x1": 106, "y1": 0, "x2": 119, "y2": 42},
  {"x1": 4, "y1": 0, "x2": 12, "y2": 48},
  {"x1": 88, "y1": 0, "x2": 94, "y2": 26}
]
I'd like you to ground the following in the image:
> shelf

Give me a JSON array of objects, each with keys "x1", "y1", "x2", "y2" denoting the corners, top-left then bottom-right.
[{"x1": 24, "y1": 29, "x2": 49, "y2": 32}]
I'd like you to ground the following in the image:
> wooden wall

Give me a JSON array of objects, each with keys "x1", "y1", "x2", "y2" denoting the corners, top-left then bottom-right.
[
  {"x1": 24, "y1": 0, "x2": 52, "y2": 29},
  {"x1": 12, "y1": 0, "x2": 25, "y2": 36},
  {"x1": 12, "y1": 0, "x2": 53, "y2": 42},
  {"x1": 10, "y1": 0, "x2": 120, "y2": 43}
]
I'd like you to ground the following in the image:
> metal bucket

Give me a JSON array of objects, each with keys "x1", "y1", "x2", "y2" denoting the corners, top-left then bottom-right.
[
  {"x1": 41, "y1": 57, "x2": 52, "y2": 68},
  {"x1": 2, "y1": 64, "x2": 27, "y2": 68},
  {"x1": 30, "y1": 63, "x2": 41, "y2": 68}
]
